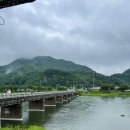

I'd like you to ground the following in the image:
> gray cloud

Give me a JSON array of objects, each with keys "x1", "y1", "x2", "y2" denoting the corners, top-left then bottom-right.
[{"x1": 0, "y1": 0, "x2": 130, "y2": 75}]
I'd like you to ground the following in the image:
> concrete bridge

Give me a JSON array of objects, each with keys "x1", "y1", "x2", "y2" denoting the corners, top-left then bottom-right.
[{"x1": 0, "y1": 91, "x2": 78, "y2": 121}]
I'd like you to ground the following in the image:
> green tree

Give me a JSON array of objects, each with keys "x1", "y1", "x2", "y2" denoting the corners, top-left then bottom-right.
[
  {"x1": 101, "y1": 83, "x2": 115, "y2": 92},
  {"x1": 118, "y1": 85, "x2": 129, "y2": 92},
  {"x1": 101, "y1": 84, "x2": 109, "y2": 91}
]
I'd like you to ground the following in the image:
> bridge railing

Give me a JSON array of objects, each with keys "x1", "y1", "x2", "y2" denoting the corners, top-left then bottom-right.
[{"x1": 0, "y1": 91, "x2": 76, "y2": 99}]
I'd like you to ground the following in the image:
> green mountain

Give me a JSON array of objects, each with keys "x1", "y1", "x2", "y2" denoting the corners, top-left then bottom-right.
[
  {"x1": 0, "y1": 56, "x2": 127, "y2": 88},
  {"x1": 0, "y1": 56, "x2": 94, "y2": 75},
  {"x1": 111, "y1": 69, "x2": 130, "y2": 85},
  {"x1": 0, "y1": 56, "x2": 96, "y2": 87}
]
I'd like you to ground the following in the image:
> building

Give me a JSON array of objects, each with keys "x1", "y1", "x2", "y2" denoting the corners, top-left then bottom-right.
[{"x1": 91, "y1": 87, "x2": 101, "y2": 91}]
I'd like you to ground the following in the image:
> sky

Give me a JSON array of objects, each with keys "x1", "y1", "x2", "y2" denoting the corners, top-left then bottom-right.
[{"x1": 0, "y1": 0, "x2": 130, "y2": 75}]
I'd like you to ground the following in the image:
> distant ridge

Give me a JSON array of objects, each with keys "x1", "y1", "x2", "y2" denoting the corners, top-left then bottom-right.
[
  {"x1": 0, "y1": 56, "x2": 94, "y2": 75},
  {"x1": 0, "y1": 56, "x2": 129, "y2": 86},
  {"x1": 111, "y1": 68, "x2": 130, "y2": 85}
]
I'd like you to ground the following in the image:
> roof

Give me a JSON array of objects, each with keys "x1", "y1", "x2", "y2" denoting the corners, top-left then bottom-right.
[
  {"x1": 91, "y1": 87, "x2": 101, "y2": 90},
  {"x1": 0, "y1": 0, "x2": 36, "y2": 9}
]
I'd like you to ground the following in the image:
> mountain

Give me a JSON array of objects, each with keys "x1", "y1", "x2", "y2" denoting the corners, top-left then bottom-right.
[
  {"x1": 0, "y1": 56, "x2": 126, "y2": 87},
  {"x1": 0, "y1": 56, "x2": 94, "y2": 75},
  {"x1": 0, "y1": 56, "x2": 97, "y2": 87},
  {"x1": 111, "y1": 68, "x2": 130, "y2": 85},
  {"x1": 123, "y1": 69, "x2": 130, "y2": 75}
]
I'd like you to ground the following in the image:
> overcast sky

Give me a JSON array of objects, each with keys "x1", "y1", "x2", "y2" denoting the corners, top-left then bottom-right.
[{"x1": 0, "y1": 0, "x2": 130, "y2": 75}]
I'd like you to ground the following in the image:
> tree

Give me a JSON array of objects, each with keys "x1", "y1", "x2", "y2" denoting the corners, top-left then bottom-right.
[
  {"x1": 118, "y1": 85, "x2": 129, "y2": 92},
  {"x1": 101, "y1": 84, "x2": 109, "y2": 91},
  {"x1": 100, "y1": 83, "x2": 115, "y2": 92},
  {"x1": 109, "y1": 85, "x2": 115, "y2": 91}
]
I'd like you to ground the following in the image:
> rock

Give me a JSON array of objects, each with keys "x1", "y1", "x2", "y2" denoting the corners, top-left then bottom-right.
[{"x1": 120, "y1": 114, "x2": 125, "y2": 117}]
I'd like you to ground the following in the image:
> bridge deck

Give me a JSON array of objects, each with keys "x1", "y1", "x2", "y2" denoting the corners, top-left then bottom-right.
[{"x1": 0, "y1": 91, "x2": 76, "y2": 107}]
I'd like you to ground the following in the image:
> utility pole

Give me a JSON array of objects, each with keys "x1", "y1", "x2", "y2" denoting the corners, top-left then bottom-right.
[
  {"x1": 93, "y1": 73, "x2": 95, "y2": 88},
  {"x1": 40, "y1": 80, "x2": 41, "y2": 87},
  {"x1": 82, "y1": 84, "x2": 84, "y2": 91}
]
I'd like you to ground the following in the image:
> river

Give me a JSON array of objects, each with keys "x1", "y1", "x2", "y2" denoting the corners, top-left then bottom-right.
[{"x1": 1, "y1": 96, "x2": 130, "y2": 130}]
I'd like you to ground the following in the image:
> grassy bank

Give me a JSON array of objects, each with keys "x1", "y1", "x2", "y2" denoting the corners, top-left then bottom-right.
[
  {"x1": 79, "y1": 91, "x2": 130, "y2": 97},
  {"x1": 0, "y1": 126, "x2": 46, "y2": 130}
]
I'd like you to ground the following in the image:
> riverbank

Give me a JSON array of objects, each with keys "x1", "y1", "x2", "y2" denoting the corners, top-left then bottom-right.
[
  {"x1": 0, "y1": 126, "x2": 46, "y2": 130},
  {"x1": 79, "y1": 91, "x2": 130, "y2": 97}
]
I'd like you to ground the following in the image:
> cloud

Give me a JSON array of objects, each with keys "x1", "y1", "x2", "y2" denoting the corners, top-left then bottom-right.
[{"x1": 0, "y1": 0, "x2": 130, "y2": 75}]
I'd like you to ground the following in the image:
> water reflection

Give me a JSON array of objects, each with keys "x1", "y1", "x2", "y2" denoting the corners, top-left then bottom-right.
[
  {"x1": 44, "y1": 97, "x2": 130, "y2": 130},
  {"x1": 1, "y1": 103, "x2": 64, "y2": 127},
  {"x1": 1, "y1": 120, "x2": 23, "y2": 128}
]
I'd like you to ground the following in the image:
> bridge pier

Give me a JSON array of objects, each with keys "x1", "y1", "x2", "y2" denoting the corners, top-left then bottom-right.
[
  {"x1": 63, "y1": 95, "x2": 68, "y2": 102},
  {"x1": 71, "y1": 93, "x2": 75, "y2": 99},
  {"x1": 0, "y1": 104, "x2": 23, "y2": 121},
  {"x1": 0, "y1": 91, "x2": 78, "y2": 121},
  {"x1": 29, "y1": 99, "x2": 44, "y2": 111},
  {"x1": 44, "y1": 97, "x2": 56, "y2": 107},
  {"x1": 74, "y1": 93, "x2": 79, "y2": 98},
  {"x1": 56, "y1": 95, "x2": 63, "y2": 104},
  {"x1": 68, "y1": 94, "x2": 73, "y2": 101}
]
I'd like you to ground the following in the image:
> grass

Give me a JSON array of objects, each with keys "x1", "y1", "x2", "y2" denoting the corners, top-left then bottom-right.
[
  {"x1": 79, "y1": 91, "x2": 130, "y2": 97},
  {"x1": 0, "y1": 126, "x2": 46, "y2": 130}
]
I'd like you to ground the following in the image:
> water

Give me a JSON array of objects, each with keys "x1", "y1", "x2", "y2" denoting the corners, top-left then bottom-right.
[{"x1": 1, "y1": 96, "x2": 130, "y2": 130}]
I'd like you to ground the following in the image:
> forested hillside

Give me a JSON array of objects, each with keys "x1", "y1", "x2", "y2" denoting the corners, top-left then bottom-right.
[
  {"x1": 0, "y1": 56, "x2": 129, "y2": 91},
  {"x1": 111, "y1": 69, "x2": 130, "y2": 85}
]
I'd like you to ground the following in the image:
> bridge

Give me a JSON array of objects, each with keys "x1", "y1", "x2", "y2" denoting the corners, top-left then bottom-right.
[{"x1": 0, "y1": 91, "x2": 78, "y2": 120}]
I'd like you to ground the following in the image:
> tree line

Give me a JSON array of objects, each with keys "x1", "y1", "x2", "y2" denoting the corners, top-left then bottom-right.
[{"x1": 100, "y1": 83, "x2": 130, "y2": 92}]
